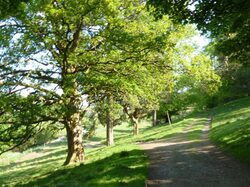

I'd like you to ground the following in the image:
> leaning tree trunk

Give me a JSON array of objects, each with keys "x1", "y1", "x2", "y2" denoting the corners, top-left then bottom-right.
[{"x1": 166, "y1": 111, "x2": 172, "y2": 126}]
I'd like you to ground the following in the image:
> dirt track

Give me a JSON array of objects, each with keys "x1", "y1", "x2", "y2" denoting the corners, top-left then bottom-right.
[{"x1": 140, "y1": 119, "x2": 250, "y2": 187}]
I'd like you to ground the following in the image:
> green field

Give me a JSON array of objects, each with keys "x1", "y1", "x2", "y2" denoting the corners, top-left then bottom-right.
[{"x1": 0, "y1": 97, "x2": 249, "y2": 186}]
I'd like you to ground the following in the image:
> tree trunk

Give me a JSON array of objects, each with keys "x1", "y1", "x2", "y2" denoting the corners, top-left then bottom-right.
[
  {"x1": 64, "y1": 122, "x2": 84, "y2": 165},
  {"x1": 106, "y1": 121, "x2": 114, "y2": 146},
  {"x1": 131, "y1": 117, "x2": 139, "y2": 136},
  {"x1": 62, "y1": 66, "x2": 84, "y2": 165},
  {"x1": 152, "y1": 110, "x2": 157, "y2": 126},
  {"x1": 106, "y1": 97, "x2": 114, "y2": 146},
  {"x1": 166, "y1": 111, "x2": 172, "y2": 126}
]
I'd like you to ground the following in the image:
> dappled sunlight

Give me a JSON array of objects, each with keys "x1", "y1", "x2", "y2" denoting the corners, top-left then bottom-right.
[
  {"x1": 143, "y1": 131, "x2": 250, "y2": 186},
  {"x1": 141, "y1": 139, "x2": 202, "y2": 150},
  {"x1": 10, "y1": 148, "x2": 147, "y2": 187},
  {"x1": 1, "y1": 98, "x2": 249, "y2": 186},
  {"x1": 141, "y1": 114, "x2": 250, "y2": 186},
  {"x1": 0, "y1": 144, "x2": 67, "y2": 186},
  {"x1": 208, "y1": 97, "x2": 250, "y2": 165}
]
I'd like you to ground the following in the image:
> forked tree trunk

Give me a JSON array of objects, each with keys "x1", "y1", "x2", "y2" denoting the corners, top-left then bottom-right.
[{"x1": 131, "y1": 117, "x2": 139, "y2": 136}]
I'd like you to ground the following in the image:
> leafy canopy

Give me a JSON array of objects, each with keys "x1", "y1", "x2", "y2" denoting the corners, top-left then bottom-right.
[
  {"x1": 148, "y1": 0, "x2": 250, "y2": 64},
  {"x1": 0, "y1": 0, "x2": 201, "y2": 153}
]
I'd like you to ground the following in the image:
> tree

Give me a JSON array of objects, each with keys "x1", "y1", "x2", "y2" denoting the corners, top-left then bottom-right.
[
  {"x1": 158, "y1": 45, "x2": 221, "y2": 121},
  {"x1": 0, "y1": 0, "x2": 190, "y2": 165},
  {"x1": 0, "y1": 0, "x2": 31, "y2": 18},
  {"x1": 123, "y1": 94, "x2": 156, "y2": 135},
  {"x1": 85, "y1": 14, "x2": 199, "y2": 136},
  {"x1": 95, "y1": 96, "x2": 125, "y2": 146},
  {"x1": 148, "y1": 0, "x2": 250, "y2": 64}
]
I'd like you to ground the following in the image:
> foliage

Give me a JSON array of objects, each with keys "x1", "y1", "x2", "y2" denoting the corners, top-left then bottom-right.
[
  {"x1": 207, "y1": 64, "x2": 250, "y2": 107},
  {"x1": 0, "y1": 0, "x2": 30, "y2": 18},
  {"x1": 205, "y1": 41, "x2": 250, "y2": 107},
  {"x1": 158, "y1": 43, "x2": 221, "y2": 120},
  {"x1": 81, "y1": 111, "x2": 100, "y2": 139},
  {"x1": 148, "y1": 0, "x2": 250, "y2": 63},
  {"x1": 95, "y1": 97, "x2": 125, "y2": 128},
  {"x1": 0, "y1": 0, "x2": 197, "y2": 161},
  {"x1": 0, "y1": 94, "x2": 59, "y2": 153},
  {"x1": 0, "y1": 0, "x2": 217, "y2": 159},
  {"x1": 14, "y1": 123, "x2": 60, "y2": 152}
]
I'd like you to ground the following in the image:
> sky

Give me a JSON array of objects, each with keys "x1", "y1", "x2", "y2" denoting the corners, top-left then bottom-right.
[{"x1": 192, "y1": 34, "x2": 210, "y2": 50}]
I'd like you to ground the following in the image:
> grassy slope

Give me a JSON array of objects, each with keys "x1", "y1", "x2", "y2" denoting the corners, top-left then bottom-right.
[
  {"x1": 0, "y1": 118, "x2": 195, "y2": 187},
  {"x1": 0, "y1": 97, "x2": 249, "y2": 186},
  {"x1": 210, "y1": 97, "x2": 250, "y2": 165}
]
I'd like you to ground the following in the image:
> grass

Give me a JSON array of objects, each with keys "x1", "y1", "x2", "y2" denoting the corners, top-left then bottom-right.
[
  {"x1": 210, "y1": 97, "x2": 250, "y2": 165},
  {"x1": 0, "y1": 117, "x2": 193, "y2": 187},
  {"x1": 1, "y1": 97, "x2": 249, "y2": 186},
  {"x1": 15, "y1": 145, "x2": 146, "y2": 187}
]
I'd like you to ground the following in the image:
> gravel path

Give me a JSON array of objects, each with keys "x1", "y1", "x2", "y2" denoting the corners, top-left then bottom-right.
[{"x1": 140, "y1": 118, "x2": 250, "y2": 187}]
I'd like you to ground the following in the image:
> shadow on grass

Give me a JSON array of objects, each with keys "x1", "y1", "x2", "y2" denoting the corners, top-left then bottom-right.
[
  {"x1": 15, "y1": 149, "x2": 147, "y2": 187},
  {"x1": 86, "y1": 136, "x2": 103, "y2": 142},
  {"x1": 210, "y1": 97, "x2": 250, "y2": 123},
  {"x1": 114, "y1": 129, "x2": 132, "y2": 134},
  {"x1": 0, "y1": 149, "x2": 66, "y2": 172},
  {"x1": 210, "y1": 116, "x2": 250, "y2": 165}
]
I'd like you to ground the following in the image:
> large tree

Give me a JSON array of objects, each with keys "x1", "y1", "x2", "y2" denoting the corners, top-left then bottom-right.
[
  {"x1": 0, "y1": 0, "x2": 189, "y2": 165},
  {"x1": 148, "y1": 0, "x2": 250, "y2": 64},
  {"x1": 86, "y1": 14, "x2": 198, "y2": 136},
  {"x1": 0, "y1": 0, "x2": 31, "y2": 18}
]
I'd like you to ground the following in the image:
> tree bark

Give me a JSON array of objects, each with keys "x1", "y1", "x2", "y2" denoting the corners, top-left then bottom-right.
[
  {"x1": 131, "y1": 116, "x2": 139, "y2": 136},
  {"x1": 64, "y1": 122, "x2": 84, "y2": 165},
  {"x1": 152, "y1": 110, "x2": 157, "y2": 126},
  {"x1": 166, "y1": 111, "x2": 172, "y2": 126},
  {"x1": 106, "y1": 97, "x2": 114, "y2": 146},
  {"x1": 62, "y1": 66, "x2": 84, "y2": 165},
  {"x1": 106, "y1": 120, "x2": 114, "y2": 146}
]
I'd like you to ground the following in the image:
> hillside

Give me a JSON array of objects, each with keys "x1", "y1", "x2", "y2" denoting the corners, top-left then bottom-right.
[
  {"x1": 0, "y1": 97, "x2": 249, "y2": 186},
  {"x1": 210, "y1": 97, "x2": 250, "y2": 165}
]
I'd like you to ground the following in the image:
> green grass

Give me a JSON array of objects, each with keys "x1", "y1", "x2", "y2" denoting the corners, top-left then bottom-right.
[
  {"x1": 210, "y1": 97, "x2": 250, "y2": 165},
  {"x1": 0, "y1": 141, "x2": 147, "y2": 187},
  {"x1": 0, "y1": 117, "x2": 193, "y2": 187},
  {"x1": 1, "y1": 97, "x2": 249, "y2": 186}
]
